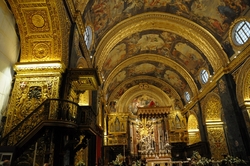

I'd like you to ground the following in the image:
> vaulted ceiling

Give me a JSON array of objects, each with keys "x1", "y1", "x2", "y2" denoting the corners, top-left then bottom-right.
[
  {"x1": 87, "y1": 0, "x2": 249, "y2": 113},
  {"x1": 6, "y1": 0, "x2": 250, "y2": 113}
]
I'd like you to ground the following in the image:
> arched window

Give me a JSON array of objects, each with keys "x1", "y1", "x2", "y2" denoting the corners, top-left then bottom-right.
[
  {"x1": 184, "y1": 91, "x2": 190, "y2": 102},
  {"x1": 84, "y1": 25, "x2": 92, "y2": 50},
  {"x1": 233, "y1": 20, "x2": 250, "y2": 45},
  {"x1": 200, "y1": 69, "x2": 209, "y2": 84}
]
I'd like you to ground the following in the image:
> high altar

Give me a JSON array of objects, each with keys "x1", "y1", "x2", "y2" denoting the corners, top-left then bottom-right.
[
  {"x1": 105, "y1": 92, "x2": 189, "y2": 165},
  {"x1": 130, "y1": 106, "x2": 172, "y2": 165}
]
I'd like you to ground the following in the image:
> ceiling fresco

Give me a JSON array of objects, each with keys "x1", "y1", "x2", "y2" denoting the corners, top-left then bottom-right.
[
  {"x1": 79, "y1": 0, "x2": 250, "y2": 112},
  {"x1": 89, "y1": 0, "x2": 249, "y2": 42},
  {"x1": 109, "y1": 77, "x2": 183, "y2": 110},
  {"x1": 102, "y1": 30, "x2": 210, "y2": 78},
  {"x1": 107, "y1": 60, "x2": 189, "y2": 93},
  {"x1": 4, "y1": 0, "x2": 249, "y2": 120}
]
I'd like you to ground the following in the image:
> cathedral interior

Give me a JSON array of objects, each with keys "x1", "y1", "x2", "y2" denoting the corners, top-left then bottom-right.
[{"x1": 0, "y1": 0, "x2": 250, "y2": 166}]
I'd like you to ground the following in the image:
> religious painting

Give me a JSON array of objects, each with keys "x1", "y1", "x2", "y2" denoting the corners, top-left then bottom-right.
[
  {"x1": 107, "y1": 61, "x2": 189, "y2": 96},
  {"x1": 108, "y1": 78, "x2": 185, "y2": 110},
  {"x1": 128, "y1": 94, "x2": 159, "y2": 114},
  {"x1": 109, "y1": 101, "x2": 117, "y2": 112},
  {"x1": 102, "y1": 30, "x2": 208, "y2": 79},
  {"x1": 108, "y1": 116, "x2": 127, "y2": 134},
  {"x1": 172, "y1": 42, "x2": 205, "y2": 75},
  {"x1": 89, "y1": 0, "x2": 249, "y2": 42},
  {"x1": 168, "y1": 112, "x2": 187, "y2": 131},
  {"x1": 0, "y1": 153, "x2": 12, "y2": 163}
]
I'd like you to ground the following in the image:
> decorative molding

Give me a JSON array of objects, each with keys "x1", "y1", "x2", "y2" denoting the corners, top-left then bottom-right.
[{"x1": 14, "y1": 61, "x2": 66, "y2": 76}]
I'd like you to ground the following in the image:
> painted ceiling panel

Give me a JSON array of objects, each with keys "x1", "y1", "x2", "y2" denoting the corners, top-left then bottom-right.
[
  {"x1": 90, "y1": 0, "x2": 249, "y2": 43},
  {"x1": 109, "y1": 76, "x2": 183, "y2": 110},
  {"x1": 6, "y1": 0, "x2": 250, "y2": 116},
  {"x1": 102, "y1": 30, "x2": 210, "y2": 79},
  {"x1": 106, "y1": 60, "x2": 190, "y2": 98}
]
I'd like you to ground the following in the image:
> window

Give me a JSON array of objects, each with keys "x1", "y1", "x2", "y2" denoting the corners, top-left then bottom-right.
[
  {"x1": 200, "y1": 69, "x2": 209, "y2": 84},
  {"x1": 184, "y1": 91, "x2": 190, "y2": 102},
  {"x1": 233, "y1": 20, "x2": 250, "y2": 45},
  {"x1": 84, "y1": 25, "x2": 92, "y2": 50}
]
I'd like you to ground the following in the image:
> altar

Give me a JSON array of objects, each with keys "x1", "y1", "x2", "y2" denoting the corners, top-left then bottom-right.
[
  {"x1": 146, "y1": 158, "x2": 171, "y2": 166},
  {"x1": 146, "y1": 159, "x2": 189, "y2": 166},
  {"x1": 129, "y1": 106, "x2": 173, "y2": 166}
]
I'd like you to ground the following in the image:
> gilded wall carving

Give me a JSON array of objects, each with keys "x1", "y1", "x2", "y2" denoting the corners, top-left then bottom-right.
[
  {"x1": 202, "y1": 93, "x2": 228, "y2": 160},
  {"x1": 22, "y1": 8, "x2": 51, "y2": 33},
  {"x1": 188, "y1": 114, "x2": 201, "y2": 145},
  {"x1": 7, "y1": 0, "x2": 70, "y2": 65},
  {"x1": 206, "y1": 127, "x2": 228, "y2": 160},
  {"x1": 218, "y1": 79, "x2": 226, "y2": 94},
  {"x1": 75, "y1": 135, "x2": 88, "y2": 166},
  {"x1": 4, "y1": 75, "x2": 61, "y2": 135},
  {"x1": 202, "y1": 93, "x2": 222, "y2": 121}
]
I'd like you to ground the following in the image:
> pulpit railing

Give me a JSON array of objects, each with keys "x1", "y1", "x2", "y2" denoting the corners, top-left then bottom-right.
[{"x1": 0, "y1": 98, "x2": 92, "y2": 146}]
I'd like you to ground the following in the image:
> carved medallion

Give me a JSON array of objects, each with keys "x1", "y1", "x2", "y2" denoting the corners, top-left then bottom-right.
[
  {"x1": 33, "y1": 43, "x2": 49, "y2": 59},
  {"x1": 32, "y1": 14, "x2": 45, "y2": 28}
]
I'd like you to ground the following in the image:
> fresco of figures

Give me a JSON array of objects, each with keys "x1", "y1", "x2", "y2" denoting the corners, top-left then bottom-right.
[{"x1": 87, "y1": 0, "x2": 249, "y2": 41}]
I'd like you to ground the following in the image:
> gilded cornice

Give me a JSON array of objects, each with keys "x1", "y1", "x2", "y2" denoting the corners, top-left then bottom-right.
[
  {"x1": 7, "y1": 0, "x2": 70, "y2": 65},
  {"x1": 228, "y1": 45, "x2": 250, "y2": 73},
  {"x1": 103, "y1": 54, "x2": 198, "y2": 97},
  {"x1": 182, "y1": 68, "x2": 223, "y2": 114},
  {"x1": 108, "y1": 75, "x2": 181, "y2": 104},
  {"x1": 95, "y1": 12, "x2": 228, "y2": 73},
  {"x1": 14, "y1": 61, "x2": 66, "y2": 76}
]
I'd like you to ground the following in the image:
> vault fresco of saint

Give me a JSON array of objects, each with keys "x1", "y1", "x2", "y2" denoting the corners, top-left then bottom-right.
[
  {"x1": 129, "y1": 94, "x2": 159, "y2": 114},
  {"x1": 109, "y1": 77, "x2": 184, "y2": 110},
  {"x1": 102, "y1": 30, "x2": 210, "y2": 78},
  {"x1": 106, "y1": 61, "x2": 190, "y2": 98},
  {"x1": 83, "y1": 0, "x2": 249, "y2": 108},
  {"x1": 90, "y1": 0, "x2": 249, "y2": 42}
]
